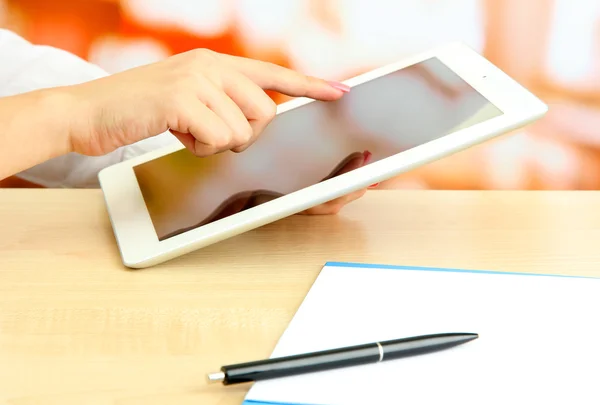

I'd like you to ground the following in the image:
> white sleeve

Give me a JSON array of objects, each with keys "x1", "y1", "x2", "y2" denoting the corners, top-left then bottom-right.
[{"x1": 0, "y1": 29, "x2": 178, "y2": 188}]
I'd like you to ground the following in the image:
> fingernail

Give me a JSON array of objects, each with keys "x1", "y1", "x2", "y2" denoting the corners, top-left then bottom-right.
[
  {"x1": 327, "y1": 81, "x2": 351, "y2": 93},
  {"x1": 363, "y1": 150, "x2": 372, "y2": 165},
  {"x1": 369, "y1": 183, "x2": 380, "y2": 189}
]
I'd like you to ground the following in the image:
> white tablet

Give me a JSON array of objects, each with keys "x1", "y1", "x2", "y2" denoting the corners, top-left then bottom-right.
[{"x1": 99, "y1": 42, "x2": 547, "y2": 268}]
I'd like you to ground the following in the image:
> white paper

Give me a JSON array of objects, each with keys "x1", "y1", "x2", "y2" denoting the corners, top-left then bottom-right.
[{"x1": 243, "y1": 263, "x2": 600, "y2": 405}]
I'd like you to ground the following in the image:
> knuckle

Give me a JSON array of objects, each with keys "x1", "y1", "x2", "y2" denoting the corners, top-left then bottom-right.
[
  {"x1": 174, "y1": 49, "x2": 218, "y2": 80},
  {"x1": 262, "y1": 61, "x2": 278, "y2": 73},
  {"x1": 188, "y1": 49, "x2": 223, "y2": 85},
  {"x1": 165, "y1": 97, "x2": 189, "y2": 122},
  {"x1": 190, "y1": 50, "x2": 220, "y2": 74},
  {"x1": 189, "y1": 48, "x2": 217, "y2": 63},
  {"x1": 213, "y1": 127, "x2": 234, "y2": 149},
  {"x1": 256, "y1": 98, "x2": 277, "y2": 122},
  {"x1": 179, "y1": 68, "x2": 204, "y2": 86},
  {"x1": 200, "y1": 123, "x2": 232, "y2": 150},
  {"x1": 233, "y1": 123, "x2": 254, "y2": 145},
  {"x1": 301, "y1": 74, "x2": 312, "y2": 90}
]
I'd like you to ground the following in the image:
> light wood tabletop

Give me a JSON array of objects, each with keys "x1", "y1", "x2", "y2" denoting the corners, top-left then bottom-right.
[{"x1": 1, "y1": 189, "x2": 600, "y2": 404}]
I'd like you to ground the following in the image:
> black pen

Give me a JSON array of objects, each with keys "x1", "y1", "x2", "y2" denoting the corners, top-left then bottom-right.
[{"x1": 207, "y1": 332, "x2": 478, "y2": 385}]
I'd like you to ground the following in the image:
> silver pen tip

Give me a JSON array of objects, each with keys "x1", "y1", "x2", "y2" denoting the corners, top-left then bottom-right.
[{"x1": 206, "y1": 372, "x2": 225, "y2": 383}]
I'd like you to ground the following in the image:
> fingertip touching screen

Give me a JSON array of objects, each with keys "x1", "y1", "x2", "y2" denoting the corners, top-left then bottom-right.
[{"x1": 133, "y1": 57, "x2": 503, "y2": 240}]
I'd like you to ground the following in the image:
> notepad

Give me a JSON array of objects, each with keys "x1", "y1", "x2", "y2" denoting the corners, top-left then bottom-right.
[{"x1": 242, "y1": 262, "x2": 600, "y2": 405}]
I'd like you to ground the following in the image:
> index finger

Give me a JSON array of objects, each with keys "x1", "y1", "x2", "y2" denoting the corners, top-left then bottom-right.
[{"x1": 216, "y1": 53, "x2": 350, "y2": 100}]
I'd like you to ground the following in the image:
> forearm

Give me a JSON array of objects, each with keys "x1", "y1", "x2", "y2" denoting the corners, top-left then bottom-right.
[{"x1": 0, "y1": 88, "x2": 73, "y2": 180}]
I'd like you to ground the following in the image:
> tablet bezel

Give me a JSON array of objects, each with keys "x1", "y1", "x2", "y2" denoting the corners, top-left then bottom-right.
[{"x1": 99, "y1": 42, "x2": 548, "y2": 268}]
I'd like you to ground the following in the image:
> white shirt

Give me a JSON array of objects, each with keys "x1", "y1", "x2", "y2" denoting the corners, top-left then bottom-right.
[{"x1": 0, "y1": 28, "x2": 178, "y2": 188}]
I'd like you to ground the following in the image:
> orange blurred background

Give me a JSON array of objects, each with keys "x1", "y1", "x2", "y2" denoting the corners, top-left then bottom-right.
[{"x1": 2, "y1": 0, "x2": 600, "y2": 190}]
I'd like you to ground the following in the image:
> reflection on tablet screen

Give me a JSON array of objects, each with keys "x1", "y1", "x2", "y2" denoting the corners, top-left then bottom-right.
[{"x1": 133, "y1": 57, "x2": 502, "y2": 241}]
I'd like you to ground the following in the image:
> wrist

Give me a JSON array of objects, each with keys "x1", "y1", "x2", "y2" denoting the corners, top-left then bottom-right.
[
  {"x1": 0, "y1": 87, "x2": 79, "y2": 180},
  {"x1": 34, "y1": 86, "x2": 79, "y2": 156}
]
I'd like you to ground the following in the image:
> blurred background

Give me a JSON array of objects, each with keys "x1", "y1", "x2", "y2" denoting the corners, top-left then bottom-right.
[{"x1": 1, "y1": 0, "x2": 600, "y2": 190}]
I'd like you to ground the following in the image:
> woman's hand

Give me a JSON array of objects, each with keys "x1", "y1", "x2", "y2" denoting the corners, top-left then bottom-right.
[
  {"x1": 1, "y1": 48, "x2": 367, "y2": 214},
  {"x1": 64, "y1": 48, "x2": 349, "y2": 157}
]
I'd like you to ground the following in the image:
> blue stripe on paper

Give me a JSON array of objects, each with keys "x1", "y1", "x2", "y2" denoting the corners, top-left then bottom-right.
[
  {"x1": 324, "y1": 261, "x2": 597, "y2": 279},
  {"x1": 243, "y1": 400, "x2": 325, "y2": 405}
]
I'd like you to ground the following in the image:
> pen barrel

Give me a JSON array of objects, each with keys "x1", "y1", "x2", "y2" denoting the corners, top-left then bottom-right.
[
  {"x1": 220, "y1": 343, "x2": 381, "y2": 385},
  {"x1": 217, "y1": 333, "x2": 477, "y2": 385}
]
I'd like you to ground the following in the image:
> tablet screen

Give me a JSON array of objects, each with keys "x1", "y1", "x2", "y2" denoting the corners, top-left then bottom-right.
[{"x1": 133, "y1": 57, "x2": 502, "y2": 241}]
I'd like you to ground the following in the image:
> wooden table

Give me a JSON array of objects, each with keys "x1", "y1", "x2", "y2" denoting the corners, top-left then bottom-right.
[{"x1": 1, "y1": 189, "x2": 599, "y2": 404}]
